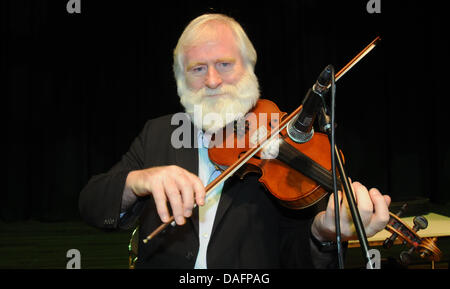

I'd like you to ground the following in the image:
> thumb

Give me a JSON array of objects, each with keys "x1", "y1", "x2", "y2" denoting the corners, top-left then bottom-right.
[{"x1": 384, "y1": 195, "x2": 391, "y2": 207}]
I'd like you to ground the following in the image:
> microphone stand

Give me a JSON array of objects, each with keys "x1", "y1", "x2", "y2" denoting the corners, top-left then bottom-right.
[
  {"x1": 332, "y1": 142, "x2": 374, "y2": 269},
  {"x1": 319, "y1": 65, "x2": 374, "y2": 269}
]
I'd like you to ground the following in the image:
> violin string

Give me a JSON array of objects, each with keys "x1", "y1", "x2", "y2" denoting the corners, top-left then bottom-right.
[{"x1": 276, "y1": 139, "x2": 342, "y2": 192}]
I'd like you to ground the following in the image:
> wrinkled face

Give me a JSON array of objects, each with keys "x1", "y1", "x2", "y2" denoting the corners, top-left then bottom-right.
[
  {"x1": 178, "y1": 23, "x2": 260, "y2": 133},
  {"x1": 183, "y1": 23, "x2": 246, "y2": 92}
]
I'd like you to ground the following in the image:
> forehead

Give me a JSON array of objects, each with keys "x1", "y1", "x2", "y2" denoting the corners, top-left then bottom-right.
[{"x1": 183, "y1": 23, "x2": 241, "y2": 65}]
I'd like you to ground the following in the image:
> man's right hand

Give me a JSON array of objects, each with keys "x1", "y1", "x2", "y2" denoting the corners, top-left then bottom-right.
[{"x1": 125, "y1": 165, "x2": 206, "y2": 225}]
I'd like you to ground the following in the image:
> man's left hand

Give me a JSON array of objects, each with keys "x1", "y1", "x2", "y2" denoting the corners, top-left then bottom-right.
[{"x1": 311, "y1": 181, "x2": 391, "y2": 242}]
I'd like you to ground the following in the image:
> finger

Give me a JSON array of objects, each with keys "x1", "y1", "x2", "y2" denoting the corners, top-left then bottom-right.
[
  {"x1": 384, "y1": 194, "x2": 391, "y2": 207},
  {"x1": 341, "y1": 180, "x2": 359, "y2": 206},
  {"x1": 150, "y1": 180, "x2": 170, "y2": 223},
  {"x1": 325, "y1": 191, "x2": 343, "y2": 219},
  {"x1": 187, "y1": 172, "x2": 206, "y2": 206},
  {"x1": 163, "y1": 177, "x2": 185, "y2": 225},
  {"x1": 353, "y1": 181, "x2": 373, "y2": 211},
  {"x1": 327, "y1": 191, "x2": 351, "y2": 234},
  {"x1": 338, "y1": 190, "x2": 354, "y2": 236},
  {"x1": 366, "y1": 188, "x2": 391, "y2": 236},
  {"x1": 338, "y1": 184, "x2": 354, "y2": 216},
  {"x1": 176, "y1": 174, "x2": 195, "y2": 218},
  {"x1": 351, "y1": 181, "x2": 373, "y2": 226}
]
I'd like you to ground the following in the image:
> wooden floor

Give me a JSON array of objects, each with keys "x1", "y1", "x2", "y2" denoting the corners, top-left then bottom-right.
[
  {"x1": 1, "y1": 199, "x2": 449, "y2": 269},
  {"x1": 0, "y1": 220, "x2": 132, "y2": 269}
]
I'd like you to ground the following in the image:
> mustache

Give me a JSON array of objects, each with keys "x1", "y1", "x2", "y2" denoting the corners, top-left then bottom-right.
[{"x1": 198, "y1": 85, "x2": 237, "y2": 97}]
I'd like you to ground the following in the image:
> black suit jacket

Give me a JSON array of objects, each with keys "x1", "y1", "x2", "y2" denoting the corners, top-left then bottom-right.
[{"x1": 79, "y1": 113, "x2": 338, "y2": 269}]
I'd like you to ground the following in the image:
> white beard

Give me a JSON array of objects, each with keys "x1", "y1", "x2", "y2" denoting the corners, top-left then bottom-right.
[{"x1": 178, "y1": 69, "x2": 260, "y2": 133}]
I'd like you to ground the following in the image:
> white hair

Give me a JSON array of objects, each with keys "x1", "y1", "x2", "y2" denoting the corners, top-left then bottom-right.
[{"x1": 173, "y1": 13, "x2": 257, "y2": 91}]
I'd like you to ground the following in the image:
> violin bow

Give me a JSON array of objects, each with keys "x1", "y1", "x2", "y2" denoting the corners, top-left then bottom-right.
[{"x1": 332, "y1": 36, "x2": 381, "y2": 84}]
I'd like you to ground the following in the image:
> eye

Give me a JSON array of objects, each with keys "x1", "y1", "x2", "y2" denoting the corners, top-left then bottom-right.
[
  {"x1": 189, "y1": 65, "x2": 207, "y2": 75},
  {"x1": 216, "y1": 62, "x2": 234, "y2": 72}
]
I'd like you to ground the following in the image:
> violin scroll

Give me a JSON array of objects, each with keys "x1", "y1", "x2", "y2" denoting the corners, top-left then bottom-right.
[{"x1": 383, "y1": 204, "x2": 442, "y2": 265}]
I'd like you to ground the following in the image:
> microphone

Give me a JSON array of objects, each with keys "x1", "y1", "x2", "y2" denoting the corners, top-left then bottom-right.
[{"x1": 287, "y1": 65, "x2": 333, "y2": 143}]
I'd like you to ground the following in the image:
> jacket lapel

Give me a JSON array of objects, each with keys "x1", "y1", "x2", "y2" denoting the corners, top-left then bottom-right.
[
  {"x1": 210, "y1": 177, "x2": 239, "y2": 235},
  {"x1": 173, "y1": 116, "x2": 199, "y2": 175}
]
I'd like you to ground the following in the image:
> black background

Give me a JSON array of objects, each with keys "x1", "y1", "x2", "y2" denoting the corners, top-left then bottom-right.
[{"x1": 3, "y1": 0, "x2": 449, "y2": 222}]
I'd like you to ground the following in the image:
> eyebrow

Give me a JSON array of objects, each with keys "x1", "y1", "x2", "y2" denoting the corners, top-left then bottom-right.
[
  {"x1": 216, "y1": 57, "x2": 236, "y2": 64},
  {"x1": 186, "y1": 62, "x2": 207, "y2": 71},
  {"x1": 186, "y1": 58, "x2": 236, "y2": 71}
]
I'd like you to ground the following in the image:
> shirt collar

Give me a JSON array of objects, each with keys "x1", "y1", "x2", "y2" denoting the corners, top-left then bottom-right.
[{"x1": 197, "y1": 129, "x2": 213, "y2": 149}]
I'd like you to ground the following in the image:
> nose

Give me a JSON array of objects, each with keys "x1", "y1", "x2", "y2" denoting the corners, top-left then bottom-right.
[{"x1": 205, "y1": 66, "x2": 222, "y2": 89}]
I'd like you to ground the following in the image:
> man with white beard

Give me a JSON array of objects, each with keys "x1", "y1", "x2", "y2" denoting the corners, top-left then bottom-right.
[{"x1": 79, "y1": 13, "x2": 391, "y2": 269}]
